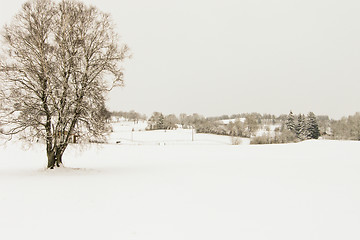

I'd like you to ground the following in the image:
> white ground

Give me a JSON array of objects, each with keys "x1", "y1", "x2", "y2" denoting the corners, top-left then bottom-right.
[
  {"x1": 109, "y1": 121, "x2": 250, "y2": 145},
  {"x1": 219, "y1": 118, "x2": 246, "y2": 124},
  {"x1": 255, "y1": 123, "x2": 282, "y2": 137},
  {"x1": 0, "y1": 126, "x2": 360, "y2": 240}
]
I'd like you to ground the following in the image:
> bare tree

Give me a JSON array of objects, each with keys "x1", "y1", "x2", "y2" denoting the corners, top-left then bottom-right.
[
  {"x1": 244, "y1": 114, "x2": 259, "y2": 137},
  {"x1": 0, "y1": 0, "x2": 129, "y2": 168}
]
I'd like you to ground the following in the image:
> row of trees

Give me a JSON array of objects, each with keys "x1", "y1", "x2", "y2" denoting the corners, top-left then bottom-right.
[
  {"x1": 331, "y1": 113, "x2": 360, "y2": 140},
  {"x1": 285, "y1": 111, "x2": 320, "y2": 140},
  {"x1": 146, "y1": 112, "x2": 262, "y2": 137},
  {"x1": 111, "y1": 110, "x2": 147, "y2": 123},
  {"x1": 147, "y1": 112, "x2": 179, "y2": 130},
  {"x1": 119, "y1": 110, "x2": 360, "y2": 143},
  {"x1": 144, "y1": 111, "x2": 326, "y2": 144}
]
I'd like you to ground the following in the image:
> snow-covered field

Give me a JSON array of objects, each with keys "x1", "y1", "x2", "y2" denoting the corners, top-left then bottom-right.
[
  {"x1": 109, "y1": 121, "x2": 250, "y2": 145},
  {"x1": 0, "y1": 129, "x2": 360, "y2": 240}
]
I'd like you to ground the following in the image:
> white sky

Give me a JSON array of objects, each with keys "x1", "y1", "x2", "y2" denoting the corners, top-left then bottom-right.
[{"x1": 1, "y1": 0, "x2": 360, "y2": 119}]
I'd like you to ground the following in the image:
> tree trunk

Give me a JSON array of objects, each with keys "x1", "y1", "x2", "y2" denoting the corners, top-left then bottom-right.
[
  {"x1": 47, "y1": 151, "x2": 56, "y2": 169},
  {"x1": 55, "y1": 149, "x2": 63, "y2": 167},
  {"x1": 47, "y1": 147, "x2": 65, "y2": 169}
]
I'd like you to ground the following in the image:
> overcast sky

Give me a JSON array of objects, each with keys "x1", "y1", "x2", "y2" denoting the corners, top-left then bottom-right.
[{"x1": 1, "y1": 0, "x2": 360, "y2": 119}]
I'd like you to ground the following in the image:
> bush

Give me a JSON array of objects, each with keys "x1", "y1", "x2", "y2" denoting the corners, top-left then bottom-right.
[
  {"x1": 231, "y1": 137, "x2": 242, "y2": 145},
  {"x1": 250, "y1": 135, "x2": 272, "y2": 145},
  {"x1": 250, "y1": 130, "x2": 298, "y2": 145}
]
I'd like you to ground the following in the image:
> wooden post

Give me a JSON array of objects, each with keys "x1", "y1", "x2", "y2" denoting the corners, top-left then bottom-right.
[{"x1": 192, "y1": 127, "x2": 194, "y2": 142}]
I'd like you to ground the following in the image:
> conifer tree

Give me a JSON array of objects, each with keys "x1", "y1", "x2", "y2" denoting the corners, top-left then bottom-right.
[
  {"x1": 285, "y1": 111, "x2": 296, "y2": 133},
  {"x1": 296, "y1": 114, "x2": 307, "y2": 140},
  {"x1": 306, "y1": 112, "x2": 320, "y2": 139},
  {"x1": 157, "y1": 113, "x2": 165, "y2": 130},
  {"x1": 148, "y1": 112, "x2": 165, "y2": 130}
]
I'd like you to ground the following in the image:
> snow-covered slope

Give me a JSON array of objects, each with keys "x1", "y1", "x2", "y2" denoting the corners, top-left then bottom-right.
[{"x1": 0, "y1": 139, "x2": 359, "y2": 240}]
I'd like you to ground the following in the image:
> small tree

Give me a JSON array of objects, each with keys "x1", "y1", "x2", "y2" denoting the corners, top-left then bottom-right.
[
  {"x1": 128, "y1": 110, "x2": 140, "y2": 123},
  {"x1": 244, "y1": 114, "x2": 259, "y2": 137},
  {"x1": 227, "y1": 119, "x2": 244, "y2": 137},
  {"x1": 164, "y1": 114, "x2": 179, "y2": 130},
  {"x1": 179, "y1": 113, "x2": 188, "y2": 128},
  {"x1": 348, "y1": 113, "x2": 360, "y2": 140},
  {"x1": 0, "y1": 0, "x2": 129, "y2": 168}
]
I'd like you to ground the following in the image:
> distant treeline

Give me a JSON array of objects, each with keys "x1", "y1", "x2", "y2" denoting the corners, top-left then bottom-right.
[
  {"x1": 147, "y1": 112, "x2": 274, "y2": 138},
  {"x1": 330, "y1": 113, "x2": 360, "y2": 140},
  {"x1": 111, "y1": 110, "x2": 147, "y2": 122},
  {"x1": 109, "y1": 110, "x2": 360, "y2": 143}
]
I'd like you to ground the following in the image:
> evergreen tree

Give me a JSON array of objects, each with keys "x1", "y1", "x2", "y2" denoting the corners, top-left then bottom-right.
[
  {"x1": 296, "y1": 114, "x2": 307, "y2": 140},
  {"x1": 148, "y1": 112, "x2": 165, "y2": 130},
  {"x1": 306, "y1": 112, "x2": 320, "y2": 139},
  {"x1": 285, "y1": 111, "x2": 296, "y2": 133},
  {"x1": 157, "y1": 113, "x2": 165, "y2": 129}
]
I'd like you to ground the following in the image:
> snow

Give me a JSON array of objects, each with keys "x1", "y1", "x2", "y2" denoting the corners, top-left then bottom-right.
[
  {"x1": 219, "y1": 118, "x2": 246, "y2": 124},
  {"x1": 0, "y1": 128, "x2": 360, "y2": 240},
  {"x1": 109, "y1": 122, "x2": 250, "y2": 145},
  {"x1": 255, "y1": 123, "x2": 282, "y2": 137}
]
